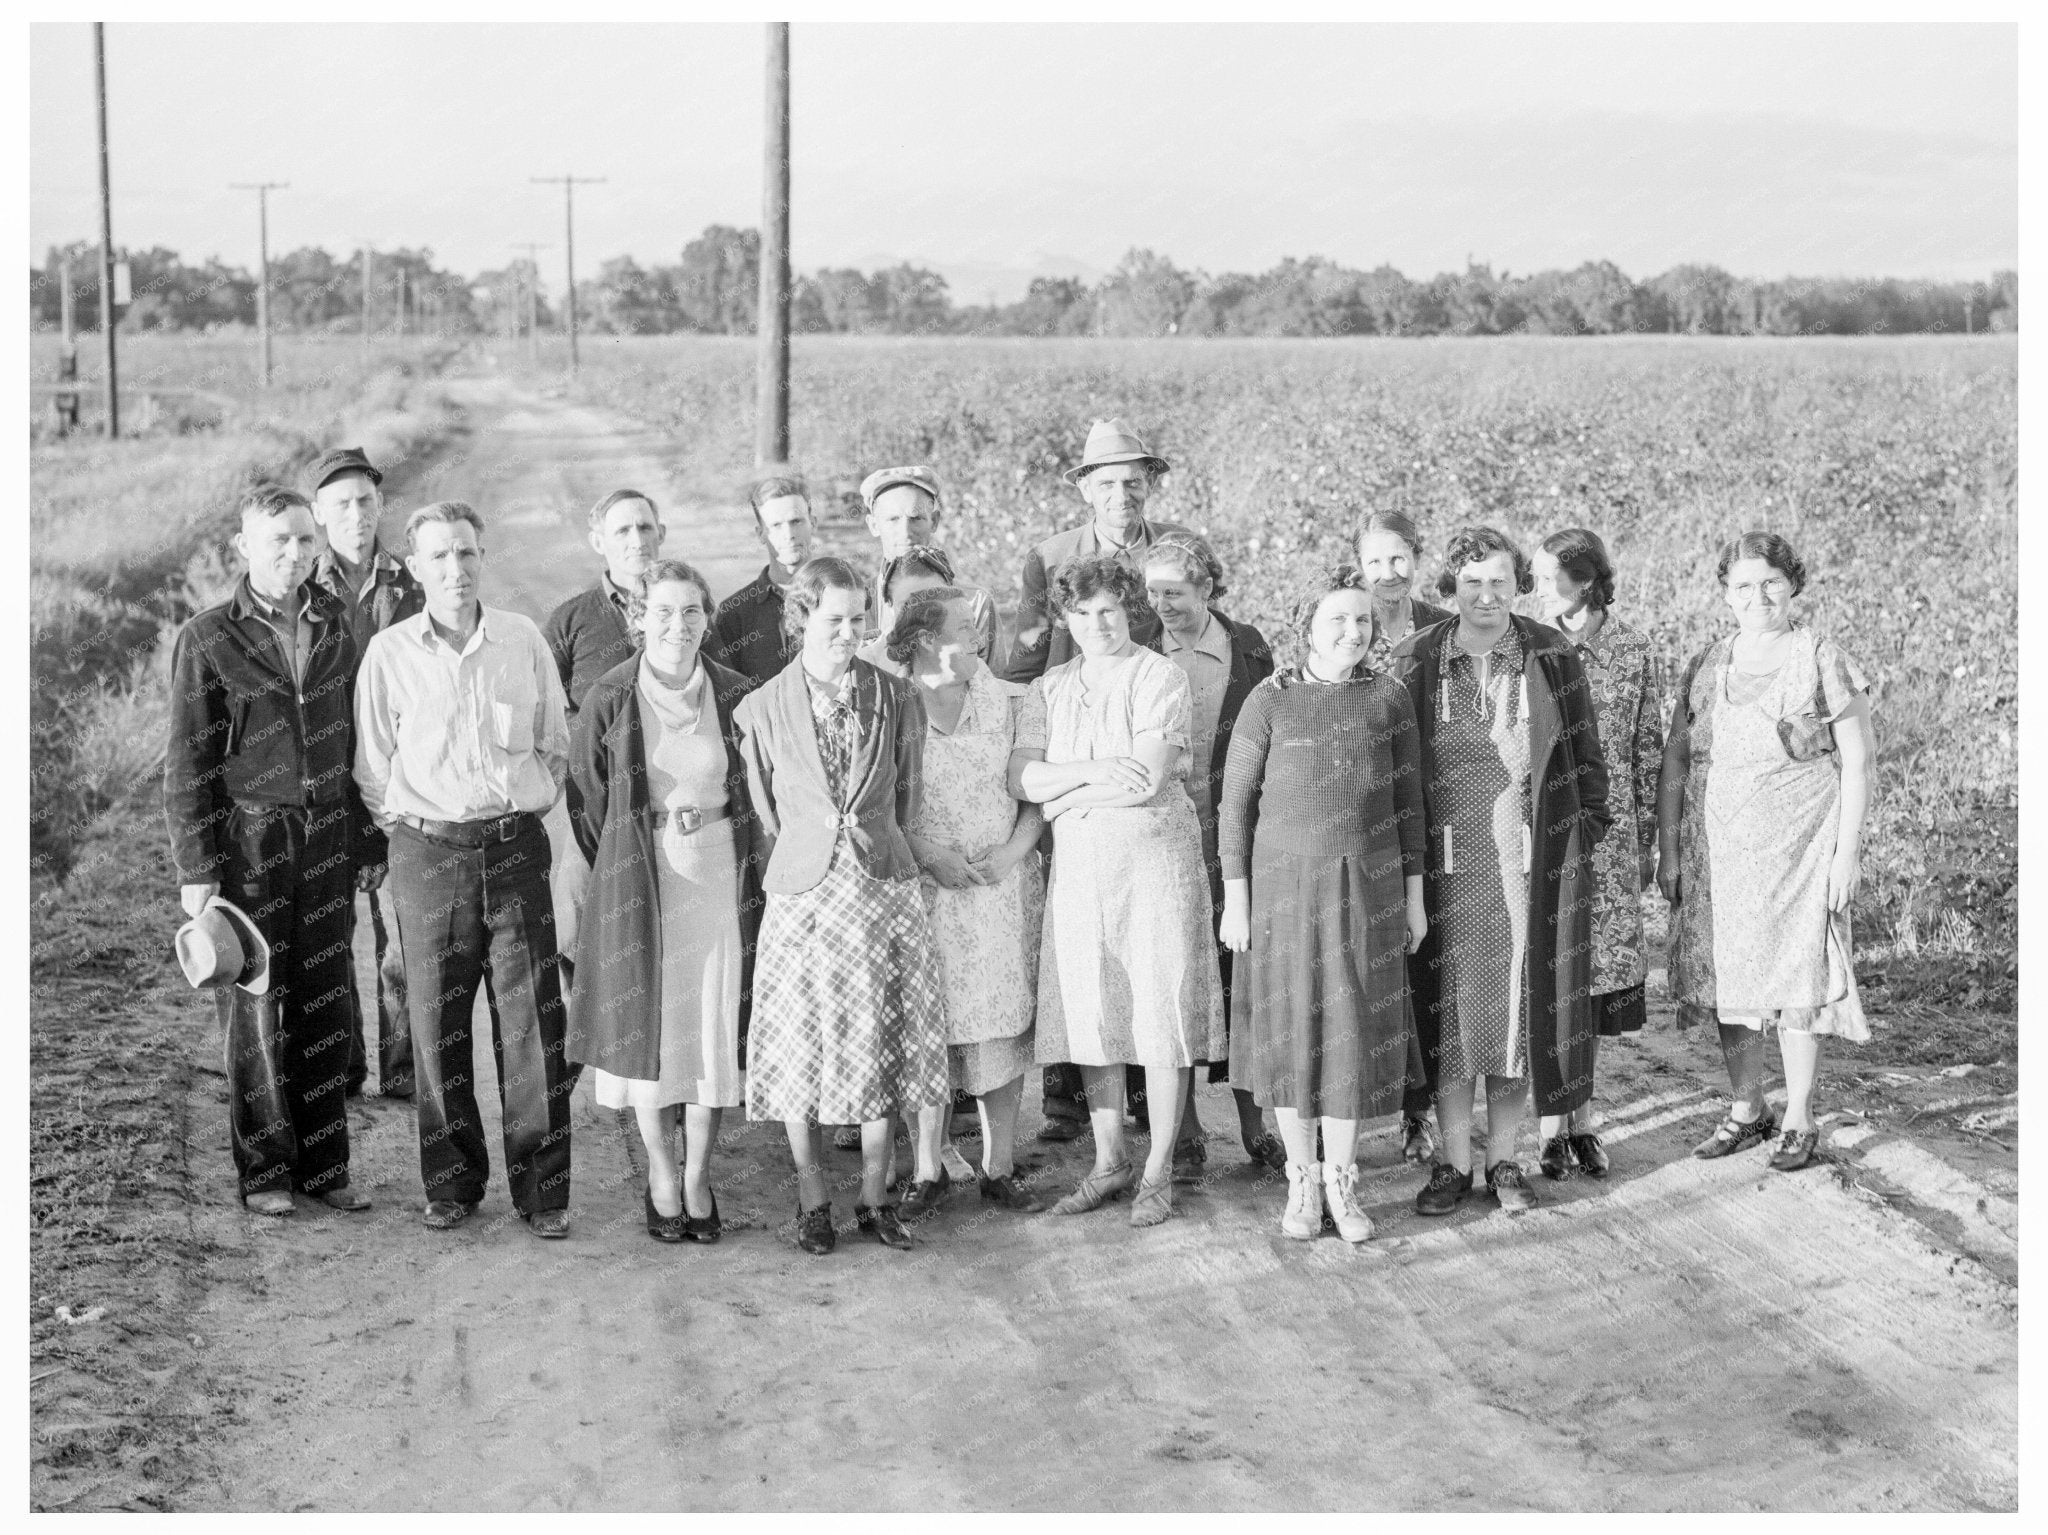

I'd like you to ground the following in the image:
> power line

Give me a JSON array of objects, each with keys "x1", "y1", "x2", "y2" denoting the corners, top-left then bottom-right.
[
  {"x1": 229, "y1": 182, "x2": 288, "y2": 387},
  {"x1": 530, "y1": 175, "x2": 605, "y2": 372}
]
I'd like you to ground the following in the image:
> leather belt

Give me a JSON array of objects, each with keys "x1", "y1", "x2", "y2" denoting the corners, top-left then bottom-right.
[
  {"x1": 647, "y1": 805, "x2": 731, "y2": 833},
  {"x1": 399, "y1": 811, "x2": 539, "y2": 847}
]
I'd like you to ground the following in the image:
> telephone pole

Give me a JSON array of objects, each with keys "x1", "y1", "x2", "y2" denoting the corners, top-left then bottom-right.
[
  {"x1": 531, "y1": 174, "x2": 604, "y2": 371},
  {"x1": 356, "y1": 241, "x2": 375, "y2": 364},
  {"x1": 756, "y1": 22, "x2": 791, "y2": 467},
  {"x1": 93, "y1": 22, "x2": 119, "y2": 439},
  {"x1": 511, "y1": 242, "x2": 545, "y2": 362},
  {"x1": 230, "y1": 182, "x2": 287, "y2": 387}
]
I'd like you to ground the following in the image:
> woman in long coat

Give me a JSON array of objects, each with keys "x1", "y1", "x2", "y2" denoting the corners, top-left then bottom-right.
[
  {"x1": 1388, "y1": 526, "x2": 1610, "y2": 1217},
  {"x1": 567, "y1": 559, "x2": 761, "y2": 1244}
]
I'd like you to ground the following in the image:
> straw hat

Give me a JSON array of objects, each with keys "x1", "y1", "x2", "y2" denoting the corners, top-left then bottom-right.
[
  {"x1": 1063, "y1": 418, "x2": 1171, "y2": 483},
  {"x1": 174, "y1": 896, "x2": 273, "y2": 994}
]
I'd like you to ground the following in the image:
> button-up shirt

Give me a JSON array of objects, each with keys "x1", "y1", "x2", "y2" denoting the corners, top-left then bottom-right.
[
  {"x1": 247, "y1": 584, "x2": 313, "y2": 686},
  {"x1": 353, "y1": 605, "x2": 570, "y2": 826},
  {"x1": 1160, "y1": 609, "x2": 1232, "y2": 826}
]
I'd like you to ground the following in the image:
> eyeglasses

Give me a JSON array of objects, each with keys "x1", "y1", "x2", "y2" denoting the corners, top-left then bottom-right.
[{"x1": 1729, "y1": 578, "x2": 1792, "y2": 600}]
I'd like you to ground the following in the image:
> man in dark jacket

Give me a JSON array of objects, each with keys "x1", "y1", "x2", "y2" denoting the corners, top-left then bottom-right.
[
  {"x1": 164, "y1": 484, "x2": 379, "y2": 1217},
  {"x1": 307, "y1": 445, "x2": 422, "y2": 1098},
  {"x1": 708, "y1": 475, "x2": 815, "y2": 684},
  {"x1": 542, "y1": 488, "x2": 666, "y2": 718}
]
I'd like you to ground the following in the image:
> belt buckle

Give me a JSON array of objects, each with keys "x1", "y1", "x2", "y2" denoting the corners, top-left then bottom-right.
[
  {"x1": 674, "y1": 807, "x2": 703, "y2": 834},
  {"x1": 494, "y1": 813, "x2": 520, "y2": 843}
]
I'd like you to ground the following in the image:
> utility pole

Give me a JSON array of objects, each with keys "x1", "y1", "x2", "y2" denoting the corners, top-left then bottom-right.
[
  {"x1": 94, "y1": 22, "x2": 119, "y2": 439},
  {"x1": 357, "y1": 241, "x2": 374, "y2": 364},
  {"x1": 756, "y1": 21, "x2": 791, "y2": 467},
  {"x1": 396, "y1": 263, "x2": 406, "y2": 341},
  {"x1": 531, "y1": 174, "x2": 604, "y2": 371},
  {"x1": 230, "y1": 181, "x2": 287, "y2": 387},
  {"x1": 511, "y1": 242, "x2": 545, "y2": 362}
]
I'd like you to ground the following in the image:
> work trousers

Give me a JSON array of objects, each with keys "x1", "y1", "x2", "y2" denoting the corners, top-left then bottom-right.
[
  {"x1": 345, "y1": 884, "x2": 414, "y2": 1093},
  {"x1": 388, "y1": 817, "x2": 574, "y2": 1215},
  {"x1": 215, "y1": 801, "x2": 357, "y2": 1198}
]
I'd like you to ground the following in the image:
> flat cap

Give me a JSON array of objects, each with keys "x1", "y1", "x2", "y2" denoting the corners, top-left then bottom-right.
[
  {"x1": 859, "y1": 464, "x2": 941, "y2": 511},
  {"x1": 305, "y1": 445, "x2": 383, "y2": 492}
]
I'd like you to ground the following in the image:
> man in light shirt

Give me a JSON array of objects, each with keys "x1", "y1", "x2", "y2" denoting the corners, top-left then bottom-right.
[{"x1": 354, "y1": 501, "x2": 576, "y2": 1239}]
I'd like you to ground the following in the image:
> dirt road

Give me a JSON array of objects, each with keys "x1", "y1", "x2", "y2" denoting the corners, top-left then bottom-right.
[{"x1": 176, "y1": 368, "x2": 2016, "y2": 1511}]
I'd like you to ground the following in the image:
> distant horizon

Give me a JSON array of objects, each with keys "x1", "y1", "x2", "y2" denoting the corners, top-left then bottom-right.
[{"x1": 30, "y1": 23, "x2": 2015, "y2": 303}]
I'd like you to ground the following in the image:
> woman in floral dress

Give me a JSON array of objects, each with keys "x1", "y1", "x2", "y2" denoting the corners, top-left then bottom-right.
[
  {"x1": 1529, "y1": 528, "x2": 1664, "y2": 1181},
  {"x1": 1661, "y1": 531, "x2": 1875, "y2": 1173},
  {"x1": 889, "y1": 586, "x2": 1050, "y2": 1217}
]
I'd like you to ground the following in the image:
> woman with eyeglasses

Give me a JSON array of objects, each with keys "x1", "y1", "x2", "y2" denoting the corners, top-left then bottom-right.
[{"x1": 1660, "y1": 531, "x2": 1875, "y2": 1173}]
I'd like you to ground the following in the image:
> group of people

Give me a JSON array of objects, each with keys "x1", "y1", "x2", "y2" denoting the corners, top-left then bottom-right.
[{"x1": 163, "y1": 416, "x2": 1876, "y2": 1252}]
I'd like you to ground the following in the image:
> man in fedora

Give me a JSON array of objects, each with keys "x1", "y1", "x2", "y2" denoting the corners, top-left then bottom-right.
[
  {"x1": 306, "y1": 445, "x2": 422, "y2": 1100},
  {"x1": 164, "y1": 484, "x2": 378, "y2": 1216},
  {"x1": 1000, "y1": 419, "x2": 1195, "y2": 1141},
  {"x1": 355, "y1": 500, "x2": 576, "y2": 1239},
  {"x1": 858, "y1": 464, "x2": 1001, "y2": 667},
  {"x1": 999, "y1": 418, "x2": 1193, "y2": 685}
]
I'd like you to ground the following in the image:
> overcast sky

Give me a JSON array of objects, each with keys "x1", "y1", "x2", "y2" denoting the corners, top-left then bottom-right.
[{"x1": 29, "y1": 22, "x2": 2016, "y2": 303}]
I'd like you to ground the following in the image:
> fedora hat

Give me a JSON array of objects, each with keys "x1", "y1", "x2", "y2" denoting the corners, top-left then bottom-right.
[
  {"x1": 1063, "y1": 418, "x2": 1171, "y2": 483},
  {"x1": 175, "y1": 897, "x2": 272, "y2": 994}
]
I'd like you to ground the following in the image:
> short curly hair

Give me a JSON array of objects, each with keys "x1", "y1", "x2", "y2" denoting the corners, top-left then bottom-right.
[
  {"x1": 1715, "y1": 530, "x2": 1807, "y2": 597},
  {"x1": 1292, "y1": 564, "x2": 1373, "y2": 649},
  {"x1": 639, "y1": 557, "x2": 717, "y2": 616},
  {"x1": 1050, "y1": 555, "x2": 1150, "y2": 619},
  {"x1": 1435, "y1": 525, "x2": 1533, "y2": 598},
  {"x1": 1142, "y1": 533, "x2": 1227, "y2": 599},
  {"x1": 1539, "y1": 527, "x2": 1617, "y2": 610},
  {"x1": 884, "y1": 585, "x2": 968, "y2": 666},
  {"x1": 781, "y1": 555, "x2": 870, "y2": 643}
]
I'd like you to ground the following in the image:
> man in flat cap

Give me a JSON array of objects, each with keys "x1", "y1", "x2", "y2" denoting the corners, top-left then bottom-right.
[
  {"x1": 165, "y1": 483, "x2": 378, "y2": 1215},
  {"x1": 859, "y1": 464, "x2": 1001, "y2": 669},
  {"x1": 307, "y1": 445, "x2": 423, "y2": 1099},
  {"x1": 999, "y1": 418, "x2": 1193, "y2": 685},
  {"x1": 1000, "y1": 419, "x2": 1195, "y2": 1143}
]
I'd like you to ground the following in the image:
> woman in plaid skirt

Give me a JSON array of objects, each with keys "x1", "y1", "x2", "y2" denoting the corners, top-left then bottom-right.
[{"x1": 734, "y1": 557, "x2": 952, "y2": 1256}]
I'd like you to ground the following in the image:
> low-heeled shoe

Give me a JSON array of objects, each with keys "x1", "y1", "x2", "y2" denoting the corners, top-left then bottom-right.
[
  {"x1": 422, "y1": 1198, "x2": 478, "y2": 1230},
  {"x1": 645, "y1": 1185, "x2": 687, "y2": 1243},
  {"x1": 978, "y1": 1170, "x2": 1048, "y2": 1213},
  {"x1": 898, "y1": 1166, "x2": 951, "y2": 1221},
  {"x1": 1538, "y1": 1134, "x2": 1576, "y2": 1181},
  {"x1": 855, "y1": 1203, "x2": 913, "y2": 1249},
  {"x1": 1414, "y1": 1162, "x2": 1472, "y2": 1216},
  {"x1": 526, "y1": 1208, "x2": 571, "y2": 1239},
  {"x1": 1569, "y1": 1131, "x2": 1611, "y2": 1178},
  {"x1": 1768, "y1": 1128, "x2": 1820, "y2": 1172},
  {"x1": 682, "y1": 1191, "x2": 722, "y2": 1243},
  {"x1": 796, "y1": 1202, "x2": 835, "y2": 1254}
]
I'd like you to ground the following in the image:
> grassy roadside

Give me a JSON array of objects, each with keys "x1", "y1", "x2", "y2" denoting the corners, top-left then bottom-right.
[{"x1": 27, "y1": 347, "x2": 465, "y2": 1510}]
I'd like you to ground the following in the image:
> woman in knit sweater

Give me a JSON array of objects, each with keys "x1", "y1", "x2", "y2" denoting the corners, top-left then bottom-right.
[{"x1": 1217, "y1": 567, "x2": 1428, "y2": 1243}]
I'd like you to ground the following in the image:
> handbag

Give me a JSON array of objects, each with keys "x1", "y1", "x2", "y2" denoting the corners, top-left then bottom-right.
[{"x1": 1775, "y1": 635, "x2": 1837, "y2": 763}]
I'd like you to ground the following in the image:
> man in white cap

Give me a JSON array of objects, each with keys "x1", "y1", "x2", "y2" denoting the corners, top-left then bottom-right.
[
  {"x1": 858, "y1": 464, "x2": 1000, "y2": 668},
  {"x1": 1001, "y1": 419, "x2": 1195, "y2": 1141},
  {"x1": 164, "y1": 484, "x2": 378, "y2": 1216},
  {"x1": 999, "y1": 417, "x2": 1193, "y2": 685}
]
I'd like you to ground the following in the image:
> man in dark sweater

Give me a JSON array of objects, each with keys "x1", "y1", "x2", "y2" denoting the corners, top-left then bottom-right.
[
  {"x1": 307, "y1": 445, "x2": 423, "y2": 1099},
  {"x1": 164, "y1": 484, "x2": 378, "y2": 1216},
  {"x1": 542, "y1": 488, "x2": 667, "y2": 718},
  {"x1": 708, "y1": 474, "x2": 816, "y2": 684}
]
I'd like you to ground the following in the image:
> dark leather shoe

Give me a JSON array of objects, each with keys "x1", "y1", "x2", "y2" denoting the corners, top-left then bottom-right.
[
  {"x1": 422, "y1": 1199, "x2": 477, "y2": 1230},
  {"x1": 1170, "y1": 1135, "x2": 1208, "y2": 1181},
  {"x1": 1768, "y1": 1128, "x2": 1820, "y2": 1172},
  {"x1": 1401, "y1": 1114, "x2": 1436, "y2": 1164},
  {"x1": 315, "y1": 1180, "x2": 372, "y2": 1212},
  {"x1": 682, "y1": 1191, "x2": 722, "y2": 1244},
  {"x1": 832, "y1": 1125, "x2": 861, "y2": 1151},
  {"x1": 1693, "y1": 1112, "x2": 1777, "y2": 1159},
  {"x1": 243, "y1": 1188, "x2": 295, "y2": 1217},
  {"x1": 1569, "y1": 1132, "x2": 1611, "y2": 1179},
  {"x1": 978, "y1": 1170, "x2": 1049, "y2": 1213},
  {"x1": 526, "y1": 1208, "x2": 571, "y2": 1240},
  {"x1": 796, "y1": 1202, "x2": 835, "y2": 1254},
  {"x1": 1036, "y1": 1116, "x2": 1084, "y2": 1143},
  {"x1": 1539, "y1": 1134, "x2": 1576, "y2": 1181},
  {"x1": 898, "y1": 1166, "x2": 951, "y2": 1221},
  {"x1": 645, "y1": 1185, "x2": 687, "y2": 1243},
  {"x1": 1414, "y1": 1161, "x2": 1472, "y2": 1216},
  {"x1": 855, "y1": 1203, "x2": 914, "y2": 1249},
  {"x1": 1487, "y1": 1160, "x2": 1538, "y2": 1212},
  {"x1": 1243, "y1": 1131, "x2": 1288, "y2": 1173}
]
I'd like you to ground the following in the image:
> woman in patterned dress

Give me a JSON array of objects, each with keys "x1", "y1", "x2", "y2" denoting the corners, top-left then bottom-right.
[
  {"x1": 1009, "y1": 557, "x2": 1226, "y2": 1228},
  {"x1": 1217, "y1": 568, "x2": 1428, "y2": 1244},
  {"x1": 888, "y1": 588, "x2": 1050, "y2": 1217},
  {"x1": 1661, "y1": 531, "x2": 1875, "y2": 1173},
  {"x1": 1355, "y1": 508, "x2": 1452, "y2": 1164},
  {"x1": 1529, "y1": 529, "x2": 1664, "y2": 1181},
  {"x1": 1387, "y1": 527, "x2": 1610, "y2": 1217},
  {"x1": 567, "y1": 560, "x2": 759, "y2": 1244},
  {"x1": 735, "y1": 557, "x2": 951, "y2": 1255}
]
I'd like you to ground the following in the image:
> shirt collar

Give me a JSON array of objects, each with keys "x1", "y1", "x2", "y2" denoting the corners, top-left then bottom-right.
[
  {"x1": 410, "y1": 605, "x2": 496, "y2": 654},
  {"x1": 1162, "y1": 610, "x2": 1230, "y2": 662}
]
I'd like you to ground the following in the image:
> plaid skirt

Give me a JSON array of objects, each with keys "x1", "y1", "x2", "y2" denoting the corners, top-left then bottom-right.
[{"x1": 745, "y1": 844, "x2": 951, "y2": 1124}]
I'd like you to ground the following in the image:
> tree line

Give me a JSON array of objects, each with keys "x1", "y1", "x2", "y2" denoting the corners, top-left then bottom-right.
[{"x1": 29, "y1": 228, "x2": 2019, "y2": 339}]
